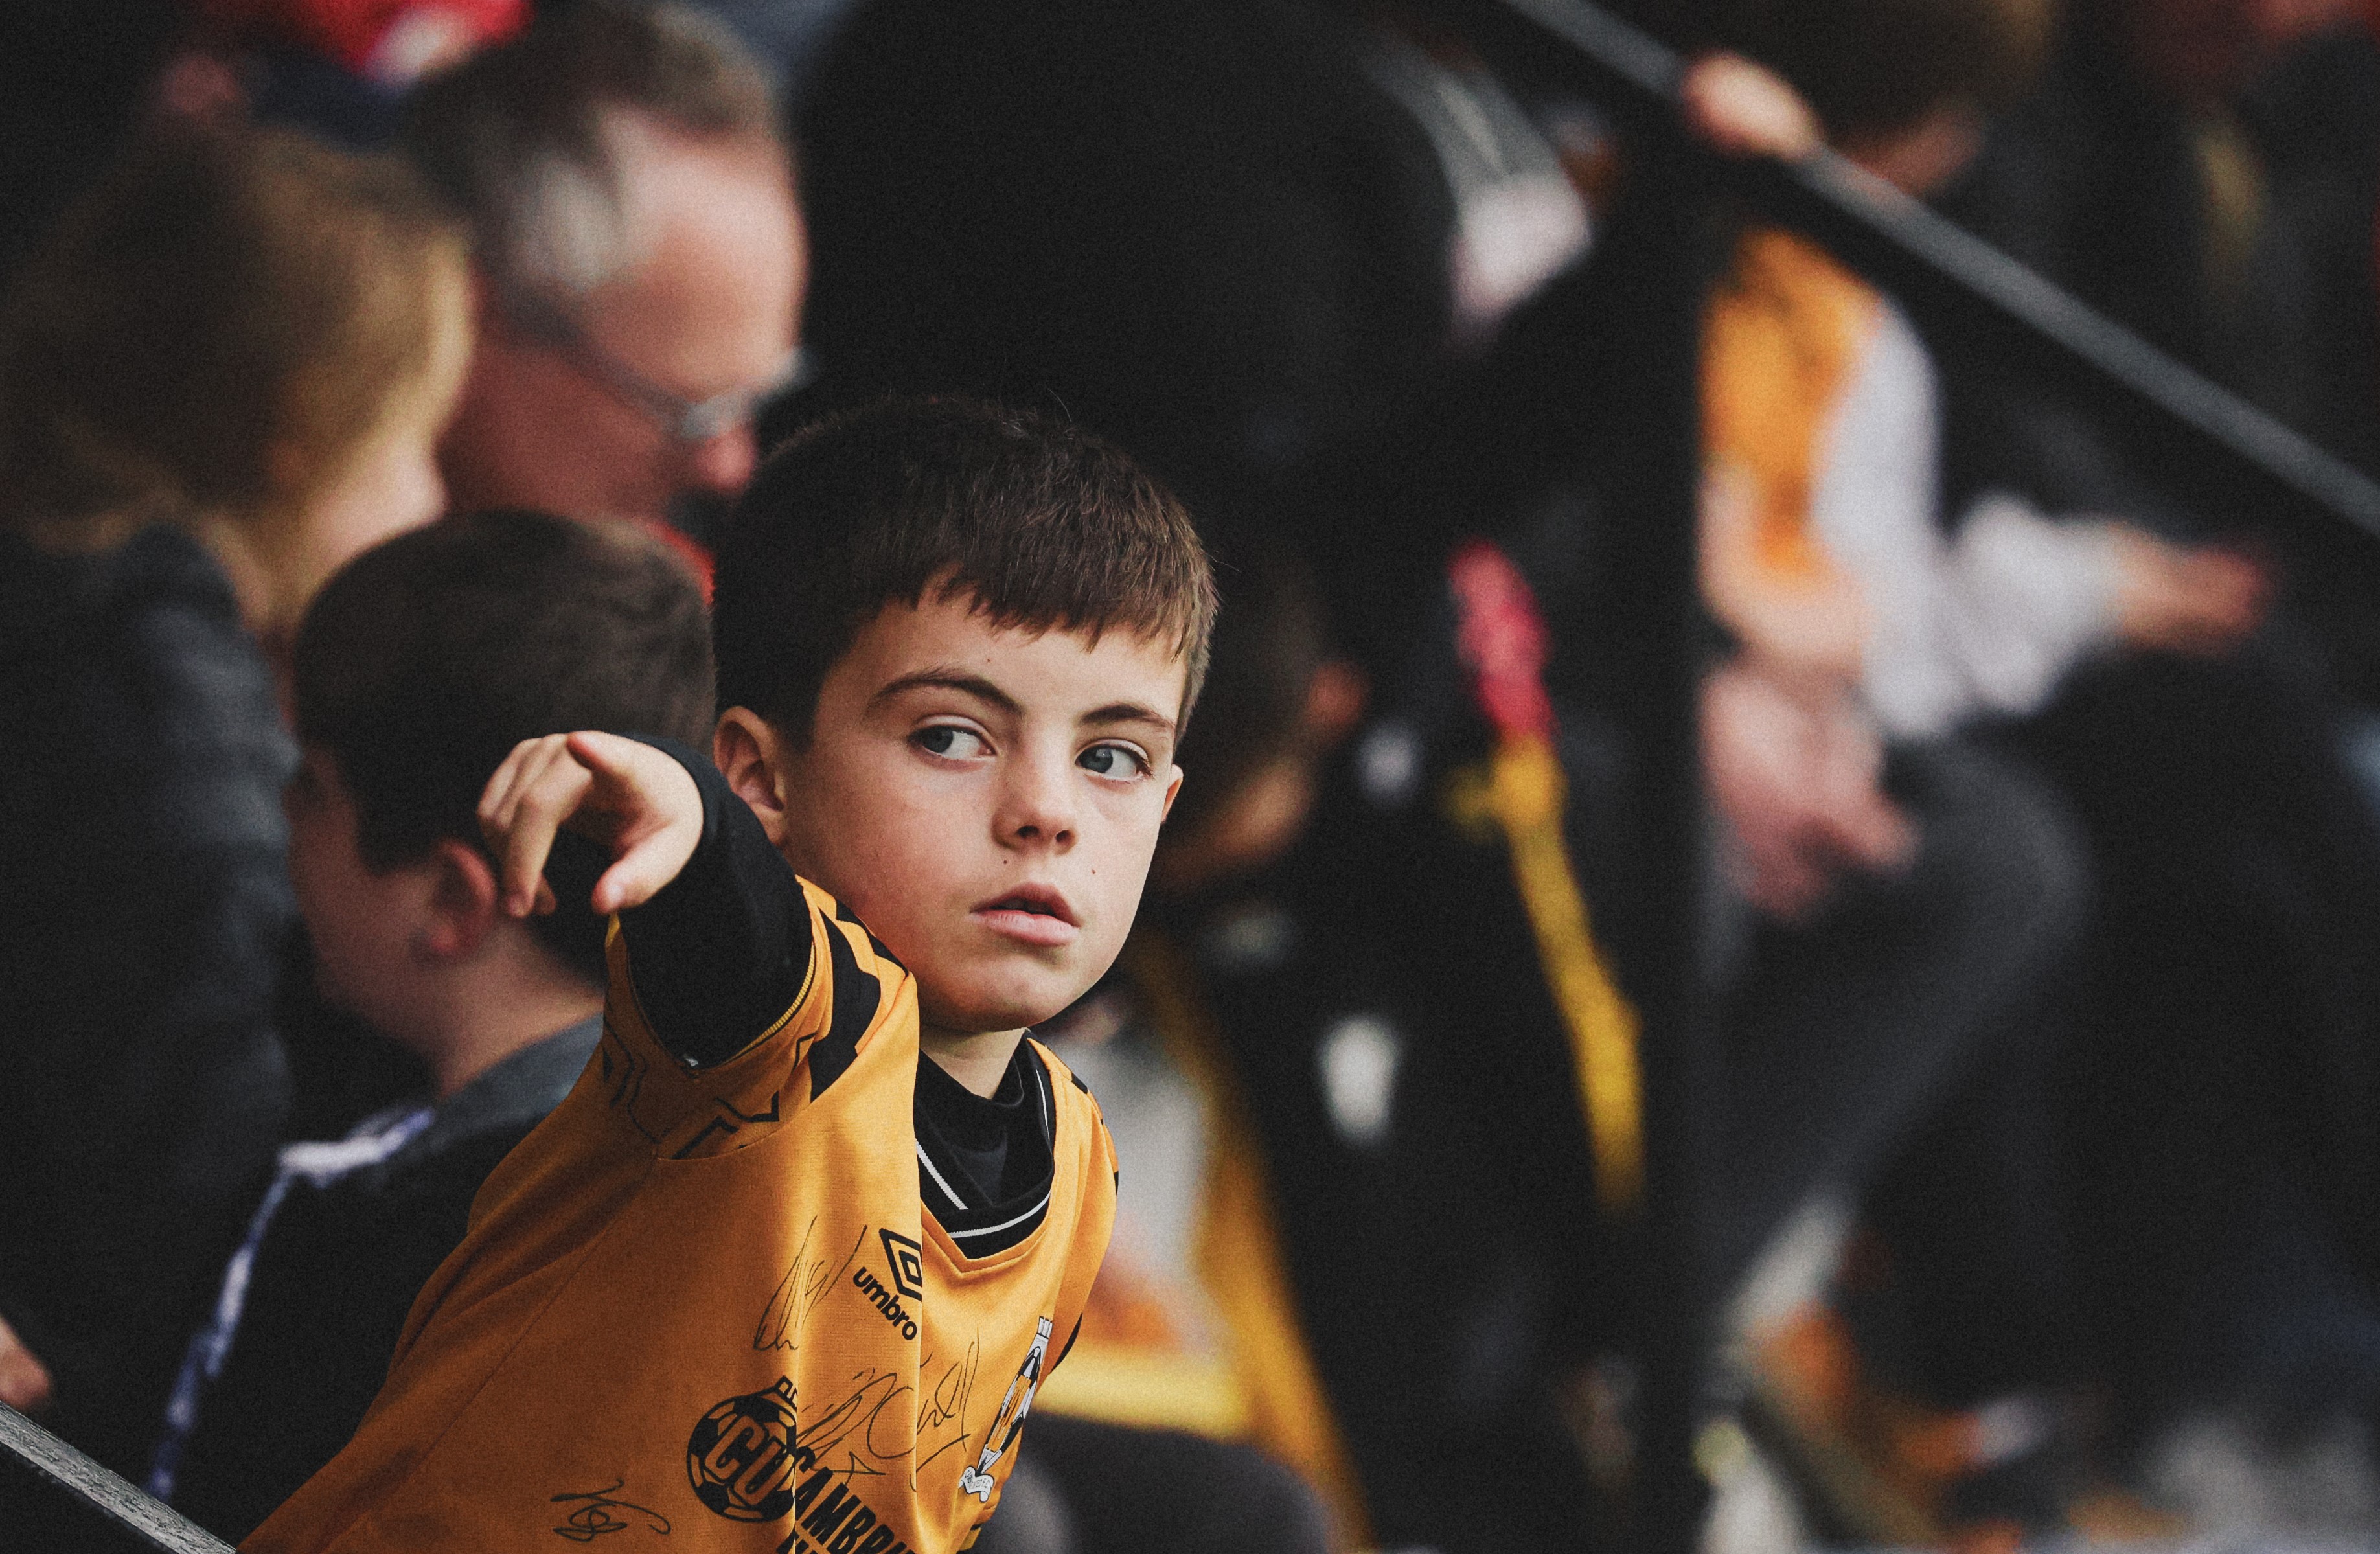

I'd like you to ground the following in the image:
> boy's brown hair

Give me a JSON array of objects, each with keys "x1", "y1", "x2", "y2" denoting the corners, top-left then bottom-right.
[
  {"x1": 0, "y1": 124, "x2": 463, "y2": 539},
  {"x1": 1717, "y1": 0, "x2": 2057, "y2": 141},
  {"x1": 713, "y1": 396, "x2": 1219, "y2": 742},
  {"x1": 293, "y1": 509, "x2": 713, "y2": 981}
]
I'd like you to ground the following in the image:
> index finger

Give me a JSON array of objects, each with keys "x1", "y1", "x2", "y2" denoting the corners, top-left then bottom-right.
[
  {"x1": 477, "y1": 735, "x2": 558, "y2": 847},
  {"x1": 490, "y1": 737, "x2": 586, "y2": 917}
]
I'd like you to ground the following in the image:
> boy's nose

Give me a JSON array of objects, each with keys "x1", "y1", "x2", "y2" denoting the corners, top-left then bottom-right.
[{"x1": 999, "y1": 758, "x2": 1077, "y2": 849}]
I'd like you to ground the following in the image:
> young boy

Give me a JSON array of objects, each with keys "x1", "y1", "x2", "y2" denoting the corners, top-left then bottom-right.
[
  {"x1": 155, "y1": 509, "x2": 715, "y2": 1542},
  {"x1": 247, "y1": 398, "x2": 1216, "y2": 1554}
]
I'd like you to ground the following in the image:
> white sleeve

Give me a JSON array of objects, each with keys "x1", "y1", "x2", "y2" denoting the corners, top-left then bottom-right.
[{"x1": 1809, "y1": 303, "x2": 2124, "y2": 740}]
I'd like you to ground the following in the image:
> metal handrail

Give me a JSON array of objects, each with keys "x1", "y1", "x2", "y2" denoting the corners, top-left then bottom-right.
[
  {"x1": 0, "y1": 1402, "x2": 232, "y2": 1553},
  {"x1": 1487, "y1": 0, "x2": 2380, "y2": 546}
]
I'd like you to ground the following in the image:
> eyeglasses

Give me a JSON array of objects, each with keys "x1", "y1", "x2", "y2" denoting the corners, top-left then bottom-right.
[{"x1": 500, "y1": 288, "x2": 807, "y2": 445}]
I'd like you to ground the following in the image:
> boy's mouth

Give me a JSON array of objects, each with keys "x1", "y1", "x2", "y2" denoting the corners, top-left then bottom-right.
[{"x1": 972, "y1": 886, "x2": 1080, "y2": 948}]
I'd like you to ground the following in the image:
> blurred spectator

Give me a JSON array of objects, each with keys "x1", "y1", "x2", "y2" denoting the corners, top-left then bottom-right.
[
  {"x1": 1696, "y1": 0, "x2": 2380, "y2": 1522},
  {"x1": 1035, "y1": 547, "x2": 1363, "y2": 1554},
  {"x1": 1044, "y1": 540, "x2": 1616, "y2": 1553},
  {"x1": 1899, "y1": 0, "x2": 2380, "y2": 1448},
  {"x1": 1329, "y1": 11, "x2": 2103, "y2": 1540},
  {"x1": 1676, "y1": 6, "x2": 2162, "y2": 1529},
  {"x1": 402, "y1": 0, "x2": 804, "y2": 576},
  {"x1": 1566, "y1": 0, "x2": 2098, "y2": 1395},
  {"x1": 0, "y1": 124, "x2": 467, "y2": 1481},
  {"x1": 148, "y1": 510, "x2": 713, "y2": 1543},
  {"x1": 1689, "y1": 0, "x2": 2265, "y2": 793},
  {"x1": 1938, "y1": 0, "x2": 2380, "y2": 676}
]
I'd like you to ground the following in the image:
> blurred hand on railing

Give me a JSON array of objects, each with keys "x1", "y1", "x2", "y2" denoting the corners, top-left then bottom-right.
[
  {"x1": 1678, "y1": 53, "x2": 1821, "y2": 163},
  {"x1": 1702, "y1": 659, "x2": 1917, "y2": 922},
  {"x1": 0, "y1": 1312, "x2": 52, "y2": 1416},
  {"x1": 2109, "y1": 527, "x2": 2269, "y2": 656}
]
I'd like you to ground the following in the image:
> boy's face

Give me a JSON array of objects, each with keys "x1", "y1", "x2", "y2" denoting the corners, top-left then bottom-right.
[
  {"x1": 747, "y1": 589, "x2": 1185, "y2": 1039},
  {"x1": 284, "y1": 747, "x2": 441, "y2": 1042}
]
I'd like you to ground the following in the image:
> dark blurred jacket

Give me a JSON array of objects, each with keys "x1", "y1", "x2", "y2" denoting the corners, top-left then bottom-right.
[
  {"x1": 0, "y1": 523, "x2": 291, "y2": 1476},
  {"x1": 164, "y1": 1016, "x2": 601, "y2": 1543},
  {"x1": 1145, "y1": 727, "x2": 1616, "y2": 1554}
]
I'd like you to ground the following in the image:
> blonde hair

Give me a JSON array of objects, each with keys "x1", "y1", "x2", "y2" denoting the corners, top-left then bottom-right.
[{"x1": 0, "y1": 124, "x2": 466, "y2": 543}]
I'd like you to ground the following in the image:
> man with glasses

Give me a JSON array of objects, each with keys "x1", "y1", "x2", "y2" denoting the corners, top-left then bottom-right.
[{"x1": 402, "y1": 0, "x2": 804, "y2": 578}]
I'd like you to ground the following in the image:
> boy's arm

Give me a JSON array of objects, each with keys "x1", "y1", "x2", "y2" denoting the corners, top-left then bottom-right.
[
  {"x1": 613, "y1": 742, "x2": 812, "y2": 1065},
  {"x1": 480, "y1": 731, "x2": 812, "y2": 1066}
]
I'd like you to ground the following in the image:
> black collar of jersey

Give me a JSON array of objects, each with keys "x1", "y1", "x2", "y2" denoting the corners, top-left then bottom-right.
[{"x1": 913, "y1": 1041, "x2": 1057, "y2": 1258}]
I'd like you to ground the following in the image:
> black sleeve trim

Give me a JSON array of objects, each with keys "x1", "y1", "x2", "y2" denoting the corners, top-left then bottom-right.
[
  {"x1": 1049, "y1": 1314, "x2": 1084, "y2": 1377},
  {"x1": 832, "y1": 899, "x2": 905, "y2": 972},
  {"x1": 807, "y1": 916, "x2": 880, "y2": 1099},
  {"x1": 615, "y1": 737, "x2": 812, "y2": 1067}
]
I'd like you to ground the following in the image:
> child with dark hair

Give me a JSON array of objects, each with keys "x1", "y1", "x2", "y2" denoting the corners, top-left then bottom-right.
[
  {"x1": 149, "y1": 510, "x2": 714, "y2": 1543},
  {"x1": 251, "y1": 398, "x2": 1215, "y2": 1554}
]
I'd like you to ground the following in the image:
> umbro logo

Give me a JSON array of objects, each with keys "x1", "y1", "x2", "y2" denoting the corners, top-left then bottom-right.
[
  {"x1": 879, "y1": 1229, "x2": 924, "y2": 1300},
  {"x1": 851, "y1": 1228, "x2": 924, "y2": 1340}
]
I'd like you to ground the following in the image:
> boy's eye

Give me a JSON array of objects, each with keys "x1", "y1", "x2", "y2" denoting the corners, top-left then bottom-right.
[
  {"x1": 1078, "y1": 744, "x2": 1149, "y2": 779},
  {"x1": 913, "y1": 725, "x2": 989, "y2": 760}
]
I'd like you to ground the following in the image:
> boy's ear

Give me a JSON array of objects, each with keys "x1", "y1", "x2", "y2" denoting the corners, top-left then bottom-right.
[
  {"x1": 1161, "y1": 766, "x2": 1184, "y2": 822},
  {"x1": 714, "y1": 708, "x2": 794, "y2": 847},
  {"x1": 420, "y1": 838, "x2": 501, "y2": 961}
]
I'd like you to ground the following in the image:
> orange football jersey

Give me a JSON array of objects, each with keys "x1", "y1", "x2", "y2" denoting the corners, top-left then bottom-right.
[{"x1": 246, "y1": 881, "x2": 1117, "y2": 1554}]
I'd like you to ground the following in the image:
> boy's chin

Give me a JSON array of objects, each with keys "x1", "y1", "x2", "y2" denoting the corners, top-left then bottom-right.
[{"x1": 918, "y1": 973, "x2": 1098, "y2": 1040}]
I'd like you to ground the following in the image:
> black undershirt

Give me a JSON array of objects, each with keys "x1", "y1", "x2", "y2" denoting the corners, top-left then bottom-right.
[
  {"x1": 913, "y1": 1046, "x2": 1031, "y2": 1204},
  {"x1": 612, "y1": 740, "x2": 1047, "y2": 1210}
]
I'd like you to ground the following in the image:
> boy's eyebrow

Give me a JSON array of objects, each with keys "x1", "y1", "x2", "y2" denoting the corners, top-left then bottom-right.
[
  {"x1": 871, "y1": 670, "x2": 1178, "y2": 739},
  {"x1": 871, "y1": 669, "x2": 1022, "y2": 716},
  {"x1": 1081, "y1": 702, "x2": 1178, "y2": 740}
]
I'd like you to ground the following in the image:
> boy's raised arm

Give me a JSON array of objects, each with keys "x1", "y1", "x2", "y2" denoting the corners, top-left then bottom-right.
[{"x1": 479, "y1": 731, "x2": 812, "y2": 1067}]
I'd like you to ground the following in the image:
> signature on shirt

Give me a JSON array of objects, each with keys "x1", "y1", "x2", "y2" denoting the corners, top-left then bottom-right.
[
  {"x1": 551, "y1": 1480, "x2": 672, "y2": 1540},
  {"x1": 753, "y1": 1217, "x2": 869, "y2": 1354},
  {"x1": 794, "y1": 1336, "x2": 983, "y2": 1490}
]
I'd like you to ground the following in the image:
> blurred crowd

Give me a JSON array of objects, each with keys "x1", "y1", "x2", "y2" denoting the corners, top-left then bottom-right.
[{"x1": 5, "y1": 0, "x2": 2380, "y2": 1548}]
